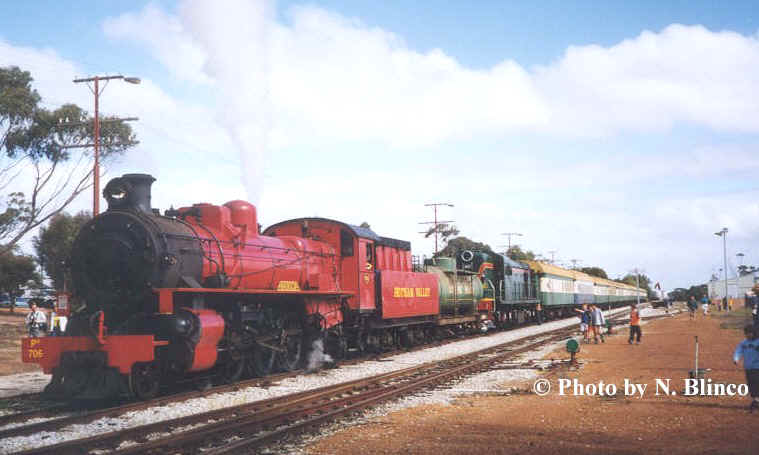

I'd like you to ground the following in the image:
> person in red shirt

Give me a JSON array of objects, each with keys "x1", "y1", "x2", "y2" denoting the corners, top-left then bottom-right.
[{"x1": 628, "y1": 304, "x2": 641, "y2": 345}]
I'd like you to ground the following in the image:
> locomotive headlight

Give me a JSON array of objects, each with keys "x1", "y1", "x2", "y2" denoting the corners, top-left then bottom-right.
[
  {"x1": 103, "y1": 177, "x2": 134, "y2": 210},
  {"x1": 109, "y1": 188, "x2": 127, "y2": 200},
  {"x1": 175, "y1": 316, "x2": 191, "y2": 335}
]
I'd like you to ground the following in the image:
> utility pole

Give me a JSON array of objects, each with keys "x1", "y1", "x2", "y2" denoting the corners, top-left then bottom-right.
[
  {"x1": 501, "y1": 232, "x2": 522, "y2": 251},
  {"x1": 715, "y1": 228, "x2": 729, "y2": 300},
  {"x1": 71, "y1": 75, "x2": 140, "y2": 215},
  {"x1": 419, "y1": 203, "x2": 454, "y2": 256},
  {"x1": 547, "y1": 250, "x2": 557, "y2": 264},
  {"x1": 631, "y1": 267, "x2": 644, "y2": 307}
]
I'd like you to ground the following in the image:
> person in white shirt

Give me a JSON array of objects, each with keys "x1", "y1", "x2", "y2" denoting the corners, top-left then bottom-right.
[
  {"x1": 25, "y1": 302, "x2": 47, "y2": 337},
  {"x1": 590, "y1": 304, "x2": 606, "y2": 344}
]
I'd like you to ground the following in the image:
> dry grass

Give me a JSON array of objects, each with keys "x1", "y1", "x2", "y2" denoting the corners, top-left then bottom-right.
[
  {"x1": 713, "y1": 306, "x2": 754, "y2": 330},
  {"x1": 0, "y1": 309, "x2": 41, "y2": 375}
]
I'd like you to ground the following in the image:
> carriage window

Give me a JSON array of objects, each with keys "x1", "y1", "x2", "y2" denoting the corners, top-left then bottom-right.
[
  {"x1": 366, "y1": 244, "x2": 373, "y2": 263},
  {"x1": 340, "y1": 229, "x2": 354, "y2": 257}
]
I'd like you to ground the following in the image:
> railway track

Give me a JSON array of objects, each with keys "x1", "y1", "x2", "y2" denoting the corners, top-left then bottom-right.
[
  {"x1": 0, "y1": 325, "x2": 498, "y2": 436},
  {"x1": 3, "y1": 307, "x2": 666, "y2": 454},
  {"x1": 0, "y1": 310, "x2": 576, "y2": 433},
  {"x1": 7, "y1": 311, "x2": 642, "y2": 455}
]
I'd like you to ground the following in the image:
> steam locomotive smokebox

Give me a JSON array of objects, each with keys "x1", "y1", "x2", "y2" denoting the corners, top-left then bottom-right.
[
  {"x1": 103, "y1": 173, "x2": 156, "y2": 213},
  {"x1": 71, "y1": 172, "x2": 203, "y2": 328}
]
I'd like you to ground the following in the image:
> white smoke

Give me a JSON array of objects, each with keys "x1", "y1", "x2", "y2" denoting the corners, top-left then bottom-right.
[
  {"x1": 306, "y1": 337, "x2": 333, "y2": 371},
  {"x1": 179, "y1": 0, "x2": 274, "y2": 203}
]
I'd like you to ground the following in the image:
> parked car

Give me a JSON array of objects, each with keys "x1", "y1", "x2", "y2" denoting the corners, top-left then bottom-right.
[{"x1": 28, "y1": 297, "x2": 55, "y2": 309}]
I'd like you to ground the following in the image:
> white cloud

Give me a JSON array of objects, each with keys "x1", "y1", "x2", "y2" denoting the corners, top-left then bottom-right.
[
  {"x1": 266, "y1": 6, "x2": 549, "y2": 148},
  {"x1": 102, "y1": 5, "x2": 759, "y2": 150},
  {"x1": 534, "y1": 25, "x2": 759, "y2": 136},
  {"x1": 102, "y1": 2, "x2": 551, "y2": 153},
  {"x1": 103, "y1": 4, "x2": 211, "y2": 85},
  {"x1": 0, "y1": 40, "x2": 87, "y2": 107}
]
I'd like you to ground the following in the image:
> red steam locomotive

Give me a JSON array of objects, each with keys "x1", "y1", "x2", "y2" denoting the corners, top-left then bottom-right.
[{"x1": 22, "y1": 174, "x2": 483, "y2": 400}]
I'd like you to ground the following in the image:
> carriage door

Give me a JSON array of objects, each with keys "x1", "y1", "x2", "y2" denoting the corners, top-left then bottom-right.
[{"x1": 358, "y1": 239, "x2": 376, "y2": 311}]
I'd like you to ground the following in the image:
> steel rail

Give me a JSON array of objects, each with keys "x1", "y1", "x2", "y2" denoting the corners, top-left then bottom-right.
[
  {"x1": 3, "y1": 308, "x2": 645, "y2": 452},
  {"x1": 126, "y1": 331, "x2": 576, "y2": 455},
  {"x1": 14, "y1": 323, "x2": 599, "y2": 455},
  {"x1": 0, "y1": 311, "x2": 541, "y2": 434}
]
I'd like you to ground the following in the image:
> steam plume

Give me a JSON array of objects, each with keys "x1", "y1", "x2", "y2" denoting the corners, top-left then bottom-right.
[{"x1": 180, "y1": 0, "x2": 274, "y2": 203}]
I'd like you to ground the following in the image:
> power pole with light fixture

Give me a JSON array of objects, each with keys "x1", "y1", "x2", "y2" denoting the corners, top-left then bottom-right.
[
  {"x1": 715, "y1": 228, "x2": 729, "y2": 302},
  {"x1": 631, "y1": 267, "x2": 644, "y2": 307},
  {"x1": 71, "y1": 75, "x2": 141, "y2": 215}
]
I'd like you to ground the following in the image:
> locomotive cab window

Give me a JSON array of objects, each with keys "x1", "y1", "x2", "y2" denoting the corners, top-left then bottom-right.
[
  {"x1": 340, "y1": 229, "x2": 354, "y2": 257},
  {"x1": 366, "y1": 244, "x2": 373, "y2": 263}
]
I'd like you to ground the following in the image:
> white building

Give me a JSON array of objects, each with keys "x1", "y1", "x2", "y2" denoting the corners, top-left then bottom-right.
[{"x1": 708, "y1": 271, "x2": 759, "y2": 301}]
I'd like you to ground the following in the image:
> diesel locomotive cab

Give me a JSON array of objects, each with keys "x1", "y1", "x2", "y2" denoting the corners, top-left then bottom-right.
[{"x1": 68, "y1": 174, "x2": 202, "y2": 330}]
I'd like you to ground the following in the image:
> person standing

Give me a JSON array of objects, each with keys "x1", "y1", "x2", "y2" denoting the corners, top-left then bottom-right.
[
  {"x1": 535, "y1": 302, "x2": 543, "y2": 325},
  {"x1": 733, "y1": 325, "x2": 759, "y2": 412},
  {"x1": 687, "y1": 296, "x2": 697, "y2": 320},
  {"x1": 628, "y1": 304, "x2": 642, "y2": 344},
  {"x1": 574, "y1": 304, "x2": 591, "y2": 343},
  {"x1": 591, "y1": 304, "x2": 605, "y2": 344},
  {"x1": 25, "y1": 302, "x2": 47, "y2": 338},
  {"x1": 701, "y1": 296, "x2": 709, "y2": 316}
]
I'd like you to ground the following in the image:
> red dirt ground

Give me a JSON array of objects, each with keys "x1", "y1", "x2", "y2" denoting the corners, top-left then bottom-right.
[{"x1": 307, "y1": 308, "x2": 759, "y2": 455}]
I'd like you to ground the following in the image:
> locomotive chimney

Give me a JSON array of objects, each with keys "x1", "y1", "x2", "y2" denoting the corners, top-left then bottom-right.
[{"x1": 103, "y1": 173, "x2": 156, "y2": 213}]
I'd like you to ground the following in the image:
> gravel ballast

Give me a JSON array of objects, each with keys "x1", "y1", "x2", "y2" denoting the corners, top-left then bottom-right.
[{"x1": 0, "y1": 307, "x2": 634, "y2": 454}]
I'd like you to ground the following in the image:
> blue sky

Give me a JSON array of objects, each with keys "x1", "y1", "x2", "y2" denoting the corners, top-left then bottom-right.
[{"x1": 2, "y1": 1, "x2": 759, "y2": 291}]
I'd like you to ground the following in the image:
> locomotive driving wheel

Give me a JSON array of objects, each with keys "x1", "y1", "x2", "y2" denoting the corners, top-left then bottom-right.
[
  {"x1": 249, "y1": 344, "x2": 276, "y2": 377},
  {"x1": 277, "y1": 316, "x2": 303, "y2": 372},
  {"x1": 326, "y1": 333, "x2": 347, "y2": 360},
  {"x1": 220, "y1": 344, "x2": 245, "y2": 384},
  {"x1": 277, "y1": 332, "x2": 302, "y2": 372},
  {"x1": 130, "y1": 362, "x2": 160, "y2": 400},
  {"x1": 219, "y1": 331, "x2": 246, "y2": 384}
]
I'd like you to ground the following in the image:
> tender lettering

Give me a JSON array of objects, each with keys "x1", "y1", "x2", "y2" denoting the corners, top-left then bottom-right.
[
  {"x1": 393, "y1": 287, "x2": 431, "y2": 298},
  {"x1": 393, "y1": 287, "x2": 414, "y2": 298}
]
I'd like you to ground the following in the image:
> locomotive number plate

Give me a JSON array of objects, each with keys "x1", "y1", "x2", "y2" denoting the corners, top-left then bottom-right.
[{"x1": 276, "y1": 281, "x2": 301, "y2": 291}]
